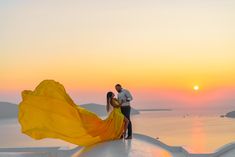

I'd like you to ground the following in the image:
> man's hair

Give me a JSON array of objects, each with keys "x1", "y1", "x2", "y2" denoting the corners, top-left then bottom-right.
[{"x1": 115, "y1": 84, "x2": 122, "y2": 87}]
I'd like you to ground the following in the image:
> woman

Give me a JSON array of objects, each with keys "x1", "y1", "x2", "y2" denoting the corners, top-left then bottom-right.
[
  {"x1": 18, "y1": 80, "x2": 129, "y2": 146},
  {"x1": 106, "y1": 92, "x2": 129, "y2": 138}
]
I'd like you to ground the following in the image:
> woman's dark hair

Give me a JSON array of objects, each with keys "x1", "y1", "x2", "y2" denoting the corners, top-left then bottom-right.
[{"x1": 106, "y1": 92, "x2": 113, "y2": 112}]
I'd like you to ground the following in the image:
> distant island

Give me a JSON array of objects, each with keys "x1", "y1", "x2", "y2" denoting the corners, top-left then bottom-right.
[
  {"x1": 0, "y1": 101, "x2": 173, "y2": 119},
  {"x1": 224, "y1": 110, "x2": 235, "y2": 118},
  {"x1": 0, "y1": 102, "x2": 18, "y2": 119}
]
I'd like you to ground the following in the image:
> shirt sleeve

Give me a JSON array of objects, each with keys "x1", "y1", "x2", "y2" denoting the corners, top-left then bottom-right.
[{"x1": 124, "y1": 90, "x2": 133, "y2": 101}]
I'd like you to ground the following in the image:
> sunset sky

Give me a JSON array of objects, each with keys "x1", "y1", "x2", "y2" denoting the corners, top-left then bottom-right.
[{"x1": 1, "y1": 0, "x2": 235, "y2": 109}]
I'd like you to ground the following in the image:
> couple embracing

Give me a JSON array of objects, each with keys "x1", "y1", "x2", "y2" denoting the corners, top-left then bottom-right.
[{"x1": 106, "y1": 84, "x2": 133, "y2": 139}]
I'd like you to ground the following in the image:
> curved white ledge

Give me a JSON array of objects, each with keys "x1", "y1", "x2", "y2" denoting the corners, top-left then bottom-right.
[{"x1": 0, "y1": 133, "x2": 235, "y2": 157}]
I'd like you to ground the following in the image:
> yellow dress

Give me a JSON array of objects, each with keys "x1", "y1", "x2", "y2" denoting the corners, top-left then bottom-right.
[{"x1": 18, "y1": 80, "x2": 124, "y2": 146}]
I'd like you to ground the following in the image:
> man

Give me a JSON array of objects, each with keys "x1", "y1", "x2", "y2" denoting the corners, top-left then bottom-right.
[{"x1": 115, "y1": 84, "x2": 133, "y2": 139}]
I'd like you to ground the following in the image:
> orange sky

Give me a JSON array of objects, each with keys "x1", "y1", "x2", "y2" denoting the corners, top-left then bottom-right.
[{"x1": 1, "y1": 0, "x2": 235, "y2": 109}]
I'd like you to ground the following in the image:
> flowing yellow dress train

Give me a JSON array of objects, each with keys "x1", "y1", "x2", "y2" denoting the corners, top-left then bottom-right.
[{"x1": 18, "y1": 80, "x2": 125, "y2": 146}]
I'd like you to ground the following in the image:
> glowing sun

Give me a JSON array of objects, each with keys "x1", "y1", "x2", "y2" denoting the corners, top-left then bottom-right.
[{"x1": 193, "y1": 85, "x2": 200, "y2": 91}]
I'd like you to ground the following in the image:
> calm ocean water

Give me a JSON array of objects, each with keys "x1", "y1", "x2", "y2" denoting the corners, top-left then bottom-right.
[
  {"x1": 0, "y1": 110, "x2": 235, "y2": 153},
  {"x1": 132, "y1": 110, "x2": 235, "y2": 153}
]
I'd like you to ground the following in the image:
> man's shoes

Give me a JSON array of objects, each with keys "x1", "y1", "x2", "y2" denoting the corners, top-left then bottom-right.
[{"x1": 125, "y1": 136, "x2": 132, "y2": 140}]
